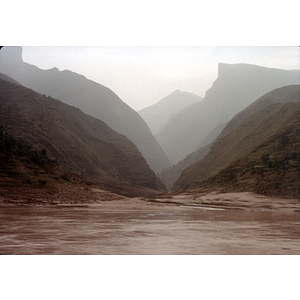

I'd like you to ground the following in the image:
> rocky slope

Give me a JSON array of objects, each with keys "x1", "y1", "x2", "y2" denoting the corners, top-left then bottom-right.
[
  {"x1": 138, "y1": 90, "x2": 202, "y2": 135},
  {"x1": 156, "y1": 63, "x2": 300, "y2": 164},
  {"x1": 0, "y1": 46, "x2": 171, "y2": 173},
  {"x1": 173, "y1": 85, "x2": 300, "y2": 198},
  {"x1": 0, "y1": 76, "x2": 166, "y2": 191}
]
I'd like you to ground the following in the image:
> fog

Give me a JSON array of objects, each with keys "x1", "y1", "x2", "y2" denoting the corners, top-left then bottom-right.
[{"x1": 21, "y1": 46, "x2": 300, "y2": 111}]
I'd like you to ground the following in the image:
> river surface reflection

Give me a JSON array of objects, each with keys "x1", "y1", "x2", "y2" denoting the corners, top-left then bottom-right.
[{"x1": 0, "y1": 204, "x2": 299, "y2": 254}]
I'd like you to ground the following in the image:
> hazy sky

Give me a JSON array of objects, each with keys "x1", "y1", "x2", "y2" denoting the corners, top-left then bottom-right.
[
  {"x1": 19, "y1": 46, "x2": 299, "y2": 110},
  {"x1": 3, "y1": 0, "x2": 299, "y2": 112}
]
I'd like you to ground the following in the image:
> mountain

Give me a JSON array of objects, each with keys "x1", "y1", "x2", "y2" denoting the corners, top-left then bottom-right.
[
  {"x1": 0, "y1": 124, "x2": 73, "y2": 190},
  {"x1": 155, "y1": 63, "x2": 300, "y2": 164},
  {"x1": 0, "y1": 72, "x2": 21, "y2": 85},
  {"x1": 158, "y1": 143, "x2": 211, "y2": 190},
  {"x1": 157, "y1": 122, "x2": 227, "y2": 189},
  {"x1": 138, "y1": 90, "x2": 202, "y2": 135},
  {"x1": 0, "y1": 76, "x2": 166, "y2": 192},
  {"x1": 173, "y1": 85, "x2": 300, "y2": 197},
  {"x1": 0, "y1": 46, "x2": 171, "y2": 173}
]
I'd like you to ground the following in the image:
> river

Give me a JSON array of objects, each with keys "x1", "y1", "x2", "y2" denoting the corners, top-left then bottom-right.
[{"x1": 0, "y1": 204, "x2": 299, "y2": 254}]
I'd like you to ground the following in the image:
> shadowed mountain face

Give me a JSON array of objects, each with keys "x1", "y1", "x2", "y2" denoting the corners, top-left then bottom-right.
[
  {"x1": 0, "y1": 76, "x2": 166, "y2": 191},
  {"x1": 156, "y1": 63, "x2": 300, "y2": 164},
  {"x1": 0, "y1": 47, "x2": 171, "y2": 173},
  {"x1": 173, "y1": 85, "x2": 300, "y2": 193},
  {"x1": 158, "y1": 143, "x2": 211, "y2": 190},
  {"x1": 157, "y1": 122, "x2": 227, "y2": 189},
  {"x1": 0, "y1": 73, "x2": 21, "y2": 85},
  {"x1": 138, "y1": 90, "x2": 202, "y2": 135}
]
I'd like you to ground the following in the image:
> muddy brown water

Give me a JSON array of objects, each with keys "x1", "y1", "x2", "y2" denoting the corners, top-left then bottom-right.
[{"x1": 0, "y1": 204, "x2": 299, "y2": 254}]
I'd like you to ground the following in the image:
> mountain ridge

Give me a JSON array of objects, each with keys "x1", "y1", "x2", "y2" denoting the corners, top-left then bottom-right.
[
  {"x1": 0, "y1": 76, "x2": 166, "y2": 192},
  {"x1": 156, "y1": 63, "x2": 300, "y2": 164},
  {"x1": 173, "y1": 85, "x2": 300, "y2": 196},
  {"x1": 0, "y1": 46, "x2": 171, "y2": 173},
  {"x1": 139, "y1": 90, "x2": 202, "y2": 135}
]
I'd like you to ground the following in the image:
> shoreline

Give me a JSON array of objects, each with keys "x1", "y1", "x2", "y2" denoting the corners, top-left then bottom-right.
[
  {"x1": 142, "y1": 191, "x2": 300, "y2": 213},
  {"x1": 1, "y1": 183, "x2": 300, "y2": 213}
]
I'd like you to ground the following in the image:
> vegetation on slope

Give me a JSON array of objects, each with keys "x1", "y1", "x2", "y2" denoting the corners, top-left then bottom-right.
[
  {"x1": 173, "y1": 85, "x2": 300, "y2": 199},
  {"x1": 0, "y1": 47, "x2": 171, "y2": 173},
  {"x1": 156, "y1": 64, "x2": 300, "y2": 164},
  {"x1": 0, "y1": 125, "x2": 65, "y2": 188},
  {"x1": 203, "y1": 127, "x2": 300, "y2": 198},
  {"x1": 0, "y1": 77, "x2": 166, "y2": 191}
]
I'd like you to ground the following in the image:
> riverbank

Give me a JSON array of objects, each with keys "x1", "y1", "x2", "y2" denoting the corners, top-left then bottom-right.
[
  {"x1": 143, "y1": 189, "x2": 300, "y2": 213},
  {"x1": 1, "y1": 181, "x2": 300, "y2": 213}
]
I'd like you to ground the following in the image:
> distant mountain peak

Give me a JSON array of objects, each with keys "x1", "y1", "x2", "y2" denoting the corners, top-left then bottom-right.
[
  {"x1": 139, "y1": 90, "x2": 202, "y2": 136},
  {"x1": 217, "y1": 62, "x2": 287, "y2": 78},
  {"x1": 173, "y1": 85, "x2": 300, "y2": 194},
  {"x1": 172, "y1": 89, "x2": 182, "y2": 94},
  {"x1": 170, "y1": 89, "x2": 198, "y2": 97},
  {"x1": 156, "y1": 63, "x2": 300, "y2": 164}
]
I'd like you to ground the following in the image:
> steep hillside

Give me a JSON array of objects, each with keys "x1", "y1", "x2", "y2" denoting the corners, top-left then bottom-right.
[
  {"x1": 158, "y1": 143, "x2": 211, "y2": 190},
  {"x1": 0, "y1": 125, "x2": 77, "y2": 192},
  {"x1": 173, "y1": 85, "x2": 300, "y2": 194},
  {"x1": 0, "y1": 77, "x2": 166, "y2": 191},
  {"x1": 158, "y1": 122, "x2": 226, "y2": 189},
  {"x1": 0, "y1": 73, "x2": 21, "y2": 85},
  {"x1": 138, "y1": 90, "x2": 202, "y2": 135},
  {"x1": 201, "y1": 123, "x2": 300, "y2": 199},
  {"x1": 156, "y1": 63, "x2": 300, "y2": 164},
  {"x1": 0, "y1": 46, "x2": 171, "y2": 173}
]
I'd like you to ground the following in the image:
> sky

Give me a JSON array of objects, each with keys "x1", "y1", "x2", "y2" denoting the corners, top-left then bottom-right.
[
  {"x1": 3, "y1": 1, "x2": 299, "y2": 111},
  {"x1": 21, "y1": 46, "x2": 300, "y2": 111}
]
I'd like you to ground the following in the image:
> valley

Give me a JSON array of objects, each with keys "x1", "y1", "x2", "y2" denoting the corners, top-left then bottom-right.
[{"x1": 0, "y1": 46, "x2": 300, "y2": 255}]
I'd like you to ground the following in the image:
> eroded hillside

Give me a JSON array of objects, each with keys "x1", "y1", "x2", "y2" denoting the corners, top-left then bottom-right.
[
  {"x1": 0, "y1": 77, "x2": 166, "y2": 192},
  {"x1": 173, "y1": 85, "x2": 300, "y2": 199}
]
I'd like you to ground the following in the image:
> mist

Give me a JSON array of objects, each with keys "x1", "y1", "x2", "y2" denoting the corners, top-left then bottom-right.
[
  {"x1": 1, "y1": 3, "x2": 300, "y2": 294},
  {"x1": 21, "y1": 46, "x2": 300, "y2": 111}
]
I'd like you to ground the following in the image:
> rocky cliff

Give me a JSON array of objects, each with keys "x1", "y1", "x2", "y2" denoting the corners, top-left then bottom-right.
[{"x1": 156, "y1": 63, "x2": 300, "y2": 164}]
